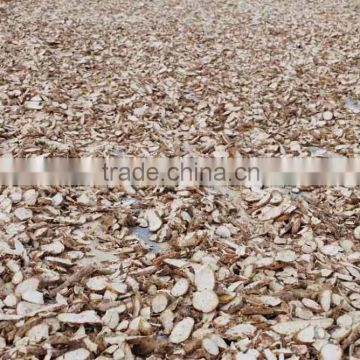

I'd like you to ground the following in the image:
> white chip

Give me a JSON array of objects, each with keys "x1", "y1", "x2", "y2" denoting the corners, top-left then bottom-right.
[
  {"x1": 151, "y1": 293, "x2": 168, "y2": 313},
  {"x1": 275, "y1": 249, "x2": 297, "y2": 263},
  {"x1": 86, "y1": 276, "x2": 108, "y2": 291},
  {"x1": 194, "y1": 265, "x2": 215, "y2": 291},
  {"x1": 14, "y1": 208, "x2": 33, "y2": 221},
  {"x1": 192, "y1": 289, "x2": 219, "y2": 313},
  {"x1": 58, "y1": 311, "x2": 102, "y2": 324},
  {"x1": 171, "y1": 278, "x2": 189, "y2": 297},
  {"x1": 169, "y1": 317, "x2": 195, "y2": 344}
]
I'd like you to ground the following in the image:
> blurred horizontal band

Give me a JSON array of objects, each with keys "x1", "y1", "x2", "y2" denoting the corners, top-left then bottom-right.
[{"x1": 0, "y1": 157, "x2": 359, "y2": 186}]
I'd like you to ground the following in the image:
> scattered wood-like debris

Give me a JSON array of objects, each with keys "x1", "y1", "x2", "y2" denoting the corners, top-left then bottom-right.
[
  {"x1": 0, "y1": 0, "x2": 359, "y2": 358},
  {"x1": 0, "y1": 185, "x2": 358, "y2": 358}
]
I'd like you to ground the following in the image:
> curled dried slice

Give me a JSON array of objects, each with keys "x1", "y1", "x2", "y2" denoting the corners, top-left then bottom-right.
[
  {"x1": 171, "y1": 278, "x2": 189, "y2": 297},
  {"x1": 295, "y1": 326, "x2": 315, "y2": 344},
  {"x1": 354, "y1": 226, "x2": 360, "y2": 240},
  {"x1": 319, "y1": 289, "x2": 332, "y2": 312},
  {"x1": 58, "y1": 310, "x2": 101, "y2": 324},
  {"x1": 56, "y1": 348, "x2": 90, "y2": 360},
  {"x1": 26, "y1": 323, "x2": 49, "y2": 343},
  {"x1": 151, "y1": 293, "x2": 168, "y2": 313},
  {"x1": 216, "y1": 225, "x2": 231, "y2": 238},
  {"x1": 320, "y1": 343, "x2": 342, "y2": 360},
  {"x1": 86, "y1": 276, "x2": 108, "y2": 291},
  {"x1": 194, "y1": 266, "x2": 215, "y2": 291},
  {"x1": 169, "y1": 317, "x2": 195, "y2": 344},
  {"x1": 258, "y1": 296, "x2": 281, "y2": 306},
  {"x1": 14, "y1": 208, "x2": 33, "y2": 220},
  {"x1": 15, "y1": 277, "x2": 39, "y2": 296},
  {"x1": 202, "y1": 337, "x2": 219, "y2": 356},
  {"x1": 146, "y1": 209, "x2": 162, "y2": 232},
  {"x1": 22, "y1": 290, "x2": 44, "y2": 305},
  {"x1": 275, "y1": 250, "x2": 296, "y2": 263},
  {"x1": 41, "y1": 241, "x2": 65, "y2": 255},
  {"x1": 225, "y1": 323, "x2": 256, "y2": 339},
  {"x1": 192, "y1": 289, "x2": 219, "y2": 313}
]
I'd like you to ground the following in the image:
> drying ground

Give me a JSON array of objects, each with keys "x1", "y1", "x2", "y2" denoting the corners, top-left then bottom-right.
[{"x1": 0, "y1": 0, "x2": 360, "y2": 359}]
